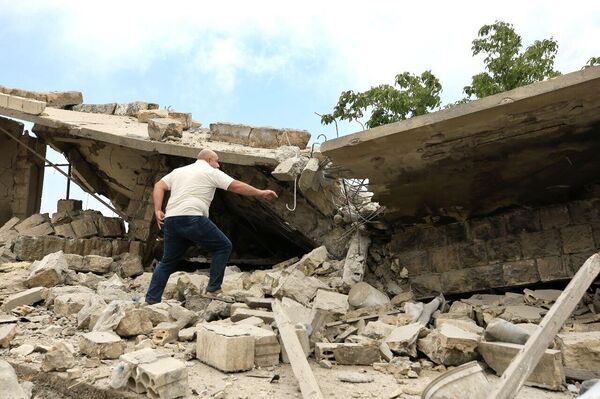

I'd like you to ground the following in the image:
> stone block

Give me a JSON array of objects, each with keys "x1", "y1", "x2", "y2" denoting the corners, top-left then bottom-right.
[
  {"x1": 479, "y1": 341, "x2": 564, "y2": 390},
  {"x1": 291, "y1": 245, "x2": 329, "y2": 275},
  {"x1": 298, "y1": 157, "x2": 320, "y2": 192},
  {"x1": 536, "y1": 256, "x2": 569, "y2": 281},
  {"x1": 274, "y1": 269, "x2": 328, "y2": 306},
  {"x1": 41, "y1": 236, "x2": 66, "y2": 256},
  {"x1": 486, "y1": 236, "x2": 522, "y2": 262},
  {"x1": 19, "y1": 222, "x2": 54, "y2": 237},
  {"x1": 137, "y1": 109, "x2": 169, "y2": 123},
  {"x1": 0, "y1": 216, "x2": 20, "y2": 233},
  {"x1": 362, "y1": 321, "x2": 396, "y2": 339},
  {"x1": 313, "y1": 289, "x2": 348, "y2": 315},
  {"x1": 41, "y1": 342, "x2": 76, "y2": 372},
  {"x1": 57, "y1": 199, "x2": 82, "y2": 213},
  {"x1": 116, "y1": 253, "x2": 144, "y2": 278},
  {"x1": 148, "y1": 118, "x2": 183, "y2": 140},
  {"x1": 196, "y1": 324, "x2": 255, "y2": 372},
  {"x1": 71, "y1": 218, "x2": 98, "y2": 238},
  {"x1": 114, "y1": 101, "x2": 151, "y2": 117},
  {"x1": 430, "y1": 245, "x2": 461, "y2": 273},
  {"x1": 64, "y1": 238, "x2": 85, "y2": 255},
  {"x1": 417, "y1": 324, "x2": 480, "y2": 366},
  {"x1": 97, "y1": 217, "x2": 124, "y2": 238},
  {"x1": 502, "y1": 260, "x2": 539, "y2": 286},
  {"x1": 561, "y1": 225, "x2": 595, "y2": 254},
  {"x1": 14, "y1": 213, "x2": 49, "y2": 234},
  {"x1": 152, "y1": 322, "x2": 180, "y2": 346},
  {"x1": 178, "y1": 327, "x2": 196, "y2": 342},
  {"x1": 271, "y1": 157, "x2": 306, "y2": 182},
  {"x1": 54, "y1": 292, "x2": 97, "y2": 316},
  {"x1": 25, "y1": 251, "x2": 68, "y2": 287},
  {"x1": 72, "y1": 103, "x2": 117, "y2": 114},
  {"x1": 385, "y1": 323, "x2": 425, "y2": 357},
  {"x1": 115, "y1": 308, "x2": 153, "y2": 337},
  {"x1": 520, "y1": 230, "x2": 561, "y2": 258},
  {"x1": 557, "y1": 331, "x2": 600, "y2": 372},
  {"x1": 0, "y1": 323, "x2": 18, "y2": 348},
  {"x1": 2, "y1": 287, "x2": 46, "y2": 311},
  {"x1": 167, "y1": 111, "x2": 192, "y2": 130},
  {"x1": 410, "y1": 274, "x2": 442, "y2": 298},
  {"x1": 230, "y1": 308, "x2": 275, "y2": 324},
  {"x1": 566, "y1": 251, "x2": 597, "y2": 277},
  {"x1": 79, "y1": 331, "x2": 126, "y2": 359},
  {"x1": 434, "y1": 318, "x2": 483, "y2": 335},
  {"x1": 13, "y1": 236, "x2": 44, "y2": 261},
  {"x1": 82, "y1": 238, "x2": 113, "y2": 257},
  {"x1": 468, "y1": 216, "x2": 506, "y2": 240},
  {"x1": 568, "y1": 199, "x2": 600, "y2": 225},
  {"x1": 395, "y1": 250, "x2": 430, "y2": 275},
  {"x1": 111, "y1": 240, "x2": 131, "y2": 256},
  {"x1": 78, "y1": 255, "x2": 113, "y2": 274},
  {"x1": 505, "y1": 209, "x2": 541, "y2": 235},
  {"x1": 540, "y1": 205, "x2": 571, "y2": 230},
  {"x1": 280, "y1": 324, "x2": 311, "y2": 364},
  {"x1": 145, "y1": 303, "x2": 171, "y2": 326},
  {"x1": 235, "y1": 324, "x2": 281, "y2": 367},
  {"x1": 332, "y1": 342, "x2": 381, "y2": 365}
]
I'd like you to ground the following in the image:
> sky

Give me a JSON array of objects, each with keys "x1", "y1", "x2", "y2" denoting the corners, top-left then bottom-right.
[{"x1": 0, "y1": 0, "x2": 599, "y2": 215}]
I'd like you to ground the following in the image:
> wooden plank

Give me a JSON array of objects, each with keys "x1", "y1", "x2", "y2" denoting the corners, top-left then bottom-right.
[
  {"x1": 489, "y1": 253, "x2": 600, "y2": 399},
  {"x1": 272, "y1": 300, "x2": 323, "y2": 399}
]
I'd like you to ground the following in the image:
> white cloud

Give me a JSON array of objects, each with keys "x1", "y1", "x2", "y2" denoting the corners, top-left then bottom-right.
[{"x1": 1, "y1": 0, "x2": 598, "y2": 100}]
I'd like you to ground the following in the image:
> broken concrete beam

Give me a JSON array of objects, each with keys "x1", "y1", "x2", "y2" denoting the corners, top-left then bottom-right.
[
  {"x1": 72, "y1": 103, "x2": 117, "y2": 114},
  {"x1": 14, "y1": 213, "x2": 49, "y2": 234},
  {"x1": 271, "y1": 157, "x2": 306, "y2": 181},
  {"x1": 313, "y1": 289, "x2": 349, "y2": 315},
  {"x1": 0, "y1": 323, "x2": 18, "y2": 348},
  {"x1": 298, "y1": 157, "x2": 321, "y2": 192},
  {"x1": 417, "y1": 324, "x2": 480, "y2": 366},
  {"x1": 557, "y1": 331, "x2": 600, "y2": 374},
  {"x1": 231, "y1": 308, "x2": 275, "y2": 324},
  {"x1": 479, "y1": 341, "x2": 565, "y2": 390},
  {"x1": 41, "y1": 341, "x2": 76, "y2": 372},
  {"x1": 152, "y1": 322, "x2": 180, "y2": 346},
  {"x1": 385, "y1": 323, "x2": 425, "y2": 357},
  {"x1": 2, "y1": 287, "x2": 46, "y2": 312},
  {"x1": 148, "y1": 118, "x2": 183, "y2": 141},
  {"x1": 137, "y1": 109, "x2": 168, "y2": 122},
  {"x1": 196, "y1": 324, "x2": 255, "y2": 372},
  {"x1": 167, "y1": 111, "x2": 192, "y2": 130},
  {"x1": 342, "y1": 231, "x2": 371, "y2": 287},
  {"x1": 79, "y1": 331, "x2": 126, "y2": 359},
  {"x1": 333, "y1": 342, "x2": 381, "y2": 365},
  {"x1": 25, "y1": 251, "x2": 68, "y2": 288},
  {"x1": 57, "y1": 199, "x2": 82, "y2": 213}
]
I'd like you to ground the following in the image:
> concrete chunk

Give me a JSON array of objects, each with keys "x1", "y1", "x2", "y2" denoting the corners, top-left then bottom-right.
[
  {"x1": 115, "y1": 307, "x2": 153, "y2": 337},
  {"x1": 26, "y1": 251, "x2": 68, "y2": 287},
  {"x1": 271, "y1": 157, "x2": 306, "y2": 181},
  {"x1": 14, "y1": 213, "x2": 49, "y2": 234},
  {"x1": 0, "y1": 359, "x2": 27, "y2": 399},
  {"x1": 148, "y1": 118, "x2": 183, "y2": 141},
  {"x1": 0, "y1": 323, "x2": 18, "y2": 348},
  {"x1": 479, "y1": 341, "x2": 565, "y2": 390},
  {"x1": 41, "y1": 341, "x2": 76, "y2": 372},
  {"x1": 313, "y1": 289, "x2": 349, "y2": 315},
  {"x1": 333, "y1": 342, "x2": 381, "y2": 365},
  {"x1": 54, "y1": 292, "x2": 97, "y2": 316},
  {"x1": 152, "y1": 322, "x2": 180, "y2": 346},
  {"x1": 79, "y1": 331, "x2": 126, "y2": 359},
  {"x1": 2, "y1": 287, "x2": 46, "y2": 312},
  {"x1": 274, "y1": 269, "x2": 328, "y2": 306},
  {"x1": 137, "y1": 357, "x2": 187, "y2": 389},
  {"x1": 385, "y1": 322, "x2": 424, "y2": 357},
  {"x1": 196, "y1": 324, "x2": 255, "y2": 372},
  {"x1": 557, "y1": 331, "x2": 600, "y2": 372},
  {"x1": 417, "y1": 324, "x2": 480, "y2": 366},
  {"x1": 230, "y1": 308, "x2": 275, "y2": 324},
  {"x1": 137, "y1": 109, "x2": 168, "y2": 123}
]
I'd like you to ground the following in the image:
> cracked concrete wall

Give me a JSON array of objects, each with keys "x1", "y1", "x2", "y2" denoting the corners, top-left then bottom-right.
[{"x1": 0, "y1": 117, "x2": 45, "y2": 225}]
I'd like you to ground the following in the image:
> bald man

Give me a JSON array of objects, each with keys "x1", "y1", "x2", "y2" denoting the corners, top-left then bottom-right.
[{"x1": 145, "y1": 149, "x2": 278, "y2": 304}]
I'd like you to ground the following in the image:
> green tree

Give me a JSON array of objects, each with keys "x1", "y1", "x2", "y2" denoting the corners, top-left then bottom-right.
[
  {"x1": 463, "y1": 21, "x2": 561, "y2": 99},
  {"x1": 320, "y1": 71, "x2": 442, "y2": 129},
  {"x1": 584, "y1": 56, "x2": 600, "y2": 68}
]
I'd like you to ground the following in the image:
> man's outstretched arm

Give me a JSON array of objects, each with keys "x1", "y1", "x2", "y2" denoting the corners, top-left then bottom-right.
[
  {"x1": 153, "y1": 180, "x2": 169, "y2": 229},
  {"x1": 228, "y1": 180, "x2": 278, "y2": 200}
]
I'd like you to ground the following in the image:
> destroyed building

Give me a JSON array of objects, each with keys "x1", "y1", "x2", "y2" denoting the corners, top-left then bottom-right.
[{"x1": 0, "y1": 66, "x2": 599, "y2": 399}]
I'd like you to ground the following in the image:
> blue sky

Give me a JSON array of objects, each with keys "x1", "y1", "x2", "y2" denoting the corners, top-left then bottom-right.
[{"x1": 0, "y1": 0, "x2": 599, "y2": 215}]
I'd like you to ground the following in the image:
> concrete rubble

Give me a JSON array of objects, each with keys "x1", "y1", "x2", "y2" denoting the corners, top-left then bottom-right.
[{"x1": 1, "y1": 75, "x2": 600, "y2": 398}]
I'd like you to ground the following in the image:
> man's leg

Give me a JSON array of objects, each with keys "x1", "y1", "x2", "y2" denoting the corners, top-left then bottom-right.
[
  {"x1": 145, "y1": 218, "x2": 191, "y2": 304},
  {"x1": 184, "y1": 216, "x2": 232, "y2": 293}
]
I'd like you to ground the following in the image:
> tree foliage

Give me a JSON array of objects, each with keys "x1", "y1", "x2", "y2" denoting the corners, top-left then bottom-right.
[
  {"x1": 320, "y1": 71, "x2": 441, "y2": 129},
  {"x1": 321, "y1": 21, "x2": 595, "y2": 130},
  {"x1": 463, "y1": 21, "x2": 561, "y2": 99}
]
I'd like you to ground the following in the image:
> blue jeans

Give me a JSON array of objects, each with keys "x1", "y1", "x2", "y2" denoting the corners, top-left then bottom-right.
[{"x1": 145, "y1": 215, "x2": 232, "y2": 304}]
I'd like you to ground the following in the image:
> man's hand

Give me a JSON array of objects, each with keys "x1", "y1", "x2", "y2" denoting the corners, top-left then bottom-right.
[
  {"x1": 155, "y1": 210, "x2": 165, "y2": 229},
  {"x1": 259, "y1": 190, "x2": 278, "y2": 200}
]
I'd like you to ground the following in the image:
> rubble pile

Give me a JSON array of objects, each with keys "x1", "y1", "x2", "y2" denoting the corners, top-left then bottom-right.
[
  {"x1": 1, "y1": 219, "x2": 599, "y2": 398},
  {"x1": 0, "y1": 199, "x2": 145, "y2": 265}
]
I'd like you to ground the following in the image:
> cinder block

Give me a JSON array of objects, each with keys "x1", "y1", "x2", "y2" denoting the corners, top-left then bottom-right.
[
  {"x1": 137, "y1": 357, "x2": 187, "y2": 389},
  {"x1": 196, "y1": 324, "x2": 254, "y2": 372}
]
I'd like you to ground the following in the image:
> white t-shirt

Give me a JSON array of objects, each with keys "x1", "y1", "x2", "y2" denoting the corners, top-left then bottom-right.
[{"x1": 161, "y1": 160, "x2": 234, "y2": 218}]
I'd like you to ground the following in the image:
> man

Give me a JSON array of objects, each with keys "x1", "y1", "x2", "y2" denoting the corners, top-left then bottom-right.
[{"x1": 145, "y1": 149, "x2": 278, "y2": 304}]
